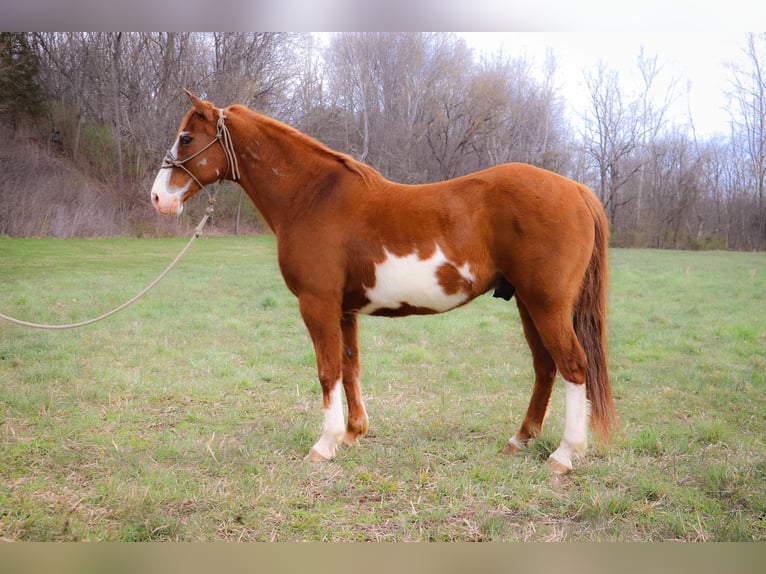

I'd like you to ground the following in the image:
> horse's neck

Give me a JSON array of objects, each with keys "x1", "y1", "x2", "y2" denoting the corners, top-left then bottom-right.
[{"x1": 230, "y1": 111, "x2": 346, "y2": 235}]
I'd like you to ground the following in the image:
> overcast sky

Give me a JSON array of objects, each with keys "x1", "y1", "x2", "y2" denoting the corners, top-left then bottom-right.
[{"x1": 461, "y1": 32, "x2": 752, "y2": 138}]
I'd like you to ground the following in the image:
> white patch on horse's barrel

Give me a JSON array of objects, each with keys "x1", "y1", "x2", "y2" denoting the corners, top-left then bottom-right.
[{"x1": 360, "y1": 245, "x2": 474, "y2": 314}]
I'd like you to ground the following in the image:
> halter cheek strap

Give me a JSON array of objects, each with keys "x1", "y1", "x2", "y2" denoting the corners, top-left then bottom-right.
[
  {"x1": 161, "y1": 108, "x2": 241, "y2": 188},
  {"x1": 216, "y1": 109, "x2": 241, "y2": 182}
]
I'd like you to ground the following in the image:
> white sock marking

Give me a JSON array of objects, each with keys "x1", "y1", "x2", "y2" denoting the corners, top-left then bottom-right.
[
  {"x1": 311, "y1": 381, "x2": 345, "y2": 460},
  {"x1": 549, "y1": 380, "x2": 590, "y2": 470},
  {"x1": 360, "y1": 245, "x2": 472, "y2": 314}
]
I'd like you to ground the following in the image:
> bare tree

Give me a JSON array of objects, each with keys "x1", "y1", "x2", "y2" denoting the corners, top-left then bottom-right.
[
  {"x1": 109, "y1": 32, "x2": 125, "y2": 190},
  {"x1": 420, "y1": 37, "x2": 484, "y2": 180},
  {"x1": 208, "y1": 33, "x2": 301, "y2": 112},
  {"x1": 582, "y1": 61, "x2": 644, "y2": 224},
  {"x1": 476, "y1": 49, "x2": 567, "y2": 172},
  {"x1": 322, "y1": 33, "x2": 470, "y2": 182},
  {"x1": 729, "y1": 32, "x2": 766, "y2": 249},
  {"x1": 641, "y1": 133, "x2": 703, "y2": 248},
  {"x1": 634, "y1": 48, "x2": 677, "y2": 229}
]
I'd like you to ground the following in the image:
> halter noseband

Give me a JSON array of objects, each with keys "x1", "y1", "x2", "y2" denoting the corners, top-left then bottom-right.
[{"x1": 161, "y1": 107, "x2": 241, "y2": 189}]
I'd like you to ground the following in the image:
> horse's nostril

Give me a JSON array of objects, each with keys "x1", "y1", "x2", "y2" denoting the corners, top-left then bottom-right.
[{"x1": 151, "y1": 192, "x2": 159, "y2": 204}]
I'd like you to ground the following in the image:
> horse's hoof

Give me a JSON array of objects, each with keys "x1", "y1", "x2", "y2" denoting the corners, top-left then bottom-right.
[
  {"x1": 305, "y1": 448, "x2": 328, "y2": 462},
  {"x1": 342, "y1": 432, "x2": 359, "y2": 447},
  {"x1": 548, "y1": 457, "x2": 572, "y2": 475},
  {"x1": 500, "y1": 436, "x2": 527, "y2": 455}
]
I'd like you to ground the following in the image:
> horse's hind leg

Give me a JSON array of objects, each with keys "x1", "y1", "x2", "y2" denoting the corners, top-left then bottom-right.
[
  {"x1": 341, "y1": 313, "x2": 368, "y2": 446},
  {"x1": 502, "y1": 300, "x2": 557, "y2": 454},
  {"x1": 526, "y1": 303, "x2": 590, "y2": 474}
]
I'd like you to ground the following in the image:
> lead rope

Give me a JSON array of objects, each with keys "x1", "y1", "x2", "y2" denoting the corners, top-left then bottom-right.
[{"x1": 0, "y1": 192, "x2": 217, "y2": 330}]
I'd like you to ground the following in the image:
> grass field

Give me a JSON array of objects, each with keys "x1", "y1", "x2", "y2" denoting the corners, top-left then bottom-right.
[{"x1": 1, "y1": 236, "x2": 764, "y2": 541}]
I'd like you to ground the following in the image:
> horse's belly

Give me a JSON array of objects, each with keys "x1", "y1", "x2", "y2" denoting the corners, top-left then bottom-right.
[{"x1": 358, "y1": 245, "x2": 475, "y2": 316}]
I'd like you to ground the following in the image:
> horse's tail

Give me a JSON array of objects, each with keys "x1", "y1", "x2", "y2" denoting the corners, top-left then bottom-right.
[{"x1": 575, "y1": 185, "x2": 616, "y2": 445}]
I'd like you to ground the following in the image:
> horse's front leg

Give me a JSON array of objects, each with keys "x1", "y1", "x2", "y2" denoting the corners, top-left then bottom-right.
[
  {"x1": 299, "y1": 296, "x2": 346, "y2": 462},
  {"x1": 341, "y1": 313, "x2": 368, "y2": 446}
]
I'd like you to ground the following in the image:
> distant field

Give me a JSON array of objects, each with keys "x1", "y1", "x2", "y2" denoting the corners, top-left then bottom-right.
[{"x1": 1, "y1": 236, "x2": 764, "y2": 541}]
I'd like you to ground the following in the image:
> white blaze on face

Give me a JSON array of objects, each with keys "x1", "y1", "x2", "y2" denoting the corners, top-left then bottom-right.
[
  {"x1": 359, "y1": 245, "x2": 473, "y2": 314},
  {"x1": 150, "y1": 138, "x2": 192, "y2": 216},
  {"x1": 310, "y1": 381, "x2": 345, "y2": 460}
]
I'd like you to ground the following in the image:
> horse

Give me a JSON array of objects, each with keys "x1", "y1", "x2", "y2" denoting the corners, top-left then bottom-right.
[{"x1": 150, "y1": 90, "x2": 616, "y2": 474}]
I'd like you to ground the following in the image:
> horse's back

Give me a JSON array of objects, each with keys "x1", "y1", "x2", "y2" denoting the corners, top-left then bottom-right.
[
  {"x1": 484, "y1": 162, "x2": 595, "y2": 212},
  {"x1": 452, "y1": 163, "x2": 596, "y2": 245}
]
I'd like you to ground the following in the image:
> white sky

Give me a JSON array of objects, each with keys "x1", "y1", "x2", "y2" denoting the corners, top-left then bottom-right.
[{"x1": 461, "y1": 32, "x2": 751, "y2": 138}]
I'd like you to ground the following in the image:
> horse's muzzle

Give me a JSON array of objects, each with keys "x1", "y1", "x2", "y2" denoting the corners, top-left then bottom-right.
[
  {"x1": 150, "y1": 168, "x2": 186, "y2": 216},
  {"x1": 151, "y1": 190, "x2": 184, "y2": 216}
]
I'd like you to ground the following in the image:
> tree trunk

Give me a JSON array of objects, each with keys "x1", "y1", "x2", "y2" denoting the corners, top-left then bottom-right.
[{"x1": 110, "y1": 32, "x2": 124, "y2": 191}]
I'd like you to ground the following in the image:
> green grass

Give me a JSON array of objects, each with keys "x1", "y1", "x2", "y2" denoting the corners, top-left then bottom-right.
[{"x1": 1, "y1": 237, "x2": 764, "y2": 541}]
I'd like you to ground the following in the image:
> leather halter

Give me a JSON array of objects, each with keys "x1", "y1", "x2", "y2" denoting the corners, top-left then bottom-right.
[{"x1": 161, "y1": 107, "x2": 241, "y2": 189}]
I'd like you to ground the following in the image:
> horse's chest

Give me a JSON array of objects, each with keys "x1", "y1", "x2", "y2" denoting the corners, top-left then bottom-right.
[{"x1": 358, "y1": 246, "x2": 475, "y2": 316}]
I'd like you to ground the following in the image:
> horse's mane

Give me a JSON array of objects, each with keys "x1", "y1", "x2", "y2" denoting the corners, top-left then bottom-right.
[{"x1": 231, "y1": 105, "x2": 385, "y2": 188}]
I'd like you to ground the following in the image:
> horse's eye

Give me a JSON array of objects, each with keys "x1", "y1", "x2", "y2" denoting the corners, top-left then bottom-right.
[{"x1": 179, "y1": 134, "x2": 193, "y2": 146}]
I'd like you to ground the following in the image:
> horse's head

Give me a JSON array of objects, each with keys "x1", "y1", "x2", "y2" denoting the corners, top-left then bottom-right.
[{"x1": 150, "y1": 90, "x2": 238, "y2": 215}]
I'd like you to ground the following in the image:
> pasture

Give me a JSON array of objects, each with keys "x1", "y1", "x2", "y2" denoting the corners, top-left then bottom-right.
[{"x1": 0, "y1": 236, "x2": 764, "y2": 541}]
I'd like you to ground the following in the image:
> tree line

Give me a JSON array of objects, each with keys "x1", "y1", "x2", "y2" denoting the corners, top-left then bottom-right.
[{"x1": 1, "y1": 32, "x2": 764, "y2": 250}]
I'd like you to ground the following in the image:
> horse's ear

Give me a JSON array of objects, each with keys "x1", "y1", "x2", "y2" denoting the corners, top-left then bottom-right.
[{"x1": 183, "y1": 88, "x2": 216, "y2": 121}]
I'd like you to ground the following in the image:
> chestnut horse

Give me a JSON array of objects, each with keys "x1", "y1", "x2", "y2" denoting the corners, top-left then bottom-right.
[{"x1": 151, "y1": 90, "x2": 616, "y2": 473}]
